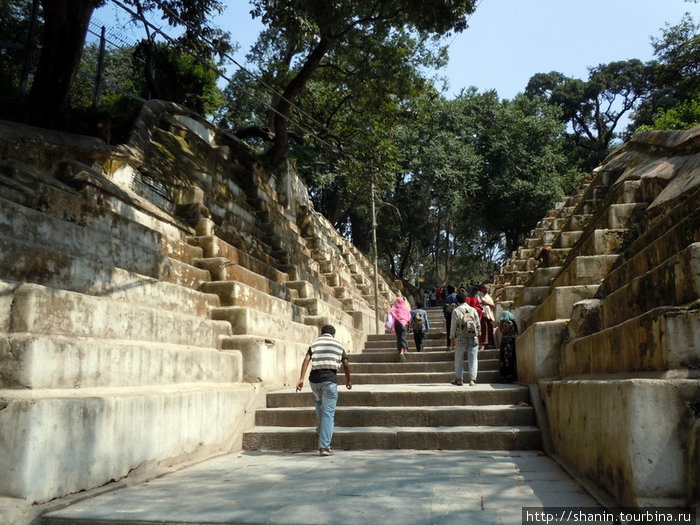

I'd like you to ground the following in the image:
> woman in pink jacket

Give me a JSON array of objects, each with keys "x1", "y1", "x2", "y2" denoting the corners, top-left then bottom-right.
[{"x1": 388, "y1": 297, "x2": 412, "y2": 361}]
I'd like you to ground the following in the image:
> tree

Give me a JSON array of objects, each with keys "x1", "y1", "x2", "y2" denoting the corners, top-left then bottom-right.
[
  {"x1": 525, "y1": 59, "x2": 652, "y2": 171},
  {"x1": 26, "y1": 0, "x2": 229, "y2": 127},
  {"x1": 629, "y1": 13, "x2": 700, "y2": 133},
  {"x1": 27, "y1": 0, "x2": 104, "y2": 125},
  {"x1": 248, "y1": 0, "x2": 477, "y2": 165}
]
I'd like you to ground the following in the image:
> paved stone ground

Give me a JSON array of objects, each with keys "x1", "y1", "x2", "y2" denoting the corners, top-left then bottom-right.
[{"x1": 42, "y1": 450, "x2": 603, "y2": 525}]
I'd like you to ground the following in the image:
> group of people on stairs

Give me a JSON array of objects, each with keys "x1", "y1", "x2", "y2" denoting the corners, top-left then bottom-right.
[
  {"x1": 294, "y1": 284, "x2": 520, "y2": 457},
  {"x1": 387, "y1": 284, "x2": 519, "y2": 386}
]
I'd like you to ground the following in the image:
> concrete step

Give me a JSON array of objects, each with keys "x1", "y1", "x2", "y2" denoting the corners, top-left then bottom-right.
[
  {"x1": 351, "y1": 370, "x2": 501, "y2": 385},
  {"x1": 552, "y1": 254, "x2": 619, "y2": 287},
  {"x1": 602, "y1": 242, "x2": 700, "y2": 328},
  {"x1": 526, "y1": 284, "x2": 600, "y2": 325},
  {"x1": 561, "y1": 304, "x2": 700, "y2": 376},
  {"x1": 267, "y1": 384, "x2": 533, "y2": 408},
  {"x1": 517, "y1": 319, "x2": 569, "y2": 383},
  {"x1": 0, "y1": 202, "x2": 210, "y2": 289},
  {"x1": 212, "y1": 306, "x2": 317, "y2": 345},
  {"x1": 243, "y1": 425, "x2": 541, "y2": 451},
  {"x1": 0, "y1": 383, "x2": 258, "y2": 504},
  {"x1": 0, "y1": 333, "x2": 242, "y2": 389},
  {"x1": 255, "y1": 404, "x2": 536, "y2": 427},
  {"x1": 0, "y1": 238, "x2": 218, "y2": 316},
  {"x1": 6, "y1": 282, "x2": 230, "y2": 348},
  {"x1": 352, "y1": 349, "x2": 499, "y2": 363}
]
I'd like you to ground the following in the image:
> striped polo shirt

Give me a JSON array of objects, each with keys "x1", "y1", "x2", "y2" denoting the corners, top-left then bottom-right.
[{"x1": 308, "y1": 333, "x2": 347, "y2": 383}]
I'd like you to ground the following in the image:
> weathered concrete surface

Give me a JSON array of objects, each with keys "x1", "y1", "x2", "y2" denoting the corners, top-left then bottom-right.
[{"x1": 540, "y1": 378, "x2": 700, "y2": 506}]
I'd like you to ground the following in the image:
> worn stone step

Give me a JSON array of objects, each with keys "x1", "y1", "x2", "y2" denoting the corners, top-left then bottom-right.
[
  {"x1": 526, "y1": 284, "x2": 600, "y2": 325},
  {"x1": 561, "y1": 304, "x2": 700, "y2": 376},
  {"x1": 517, "y1": 319, "x2": 569, "y2": 383},
  {"x1": 0, "y1": 383, "x2": 258, "y2": 504},
  {"x1": 255, "y1": 405, "x2": 536, "y2": 427},
  {"x1": 195, "y1": 257, "x2": 293, "y2": 302},
  {"x1": 602, "y1": 242, "x2": 700, "y2": 328},
  {"x1": 553, "y1": 230, "x2": 582, "y2": 249},
  {"x1": 599, "y1": 208, "x2": 700, "y2": 297},
  {"x1": 188, "y1": 235, "x2": 285, "y2": 283},
  {"x1": 0, "y1": 239, "x2": 218, "y2": 316},
  {"x1": 220, "y1": 335, "x2": 310, "y2": 386},
  {"x1": 6, "y1": 282, "x2": 230, "y2": 348},
  {"x1": 266, "y1": 384, "x2": 532, "y2": 408},
  {"x1": 540, "y1": 377, "x2": 699, "y2": 506},
  {"x1": 0, "y1": 201, "x2": 209, "y2": 289},
  {"x1": 201, "y1": 280, "x2": 306, "y2": 322},
  {"x1": 0, "y1": 333, "x2": 242, "y2": 389},
  {"x1": 552, "y1": 254, "x2": 619, "y2": 287},
  {"x1": 242, "y1": 425, "x2": 541, "y2": 451},
  {"x1": 514, "y1": 286, "x2": 550, "y2": 307},
  {"x1": 212, "y1": 306, "x2": 317, "y2": 346}
]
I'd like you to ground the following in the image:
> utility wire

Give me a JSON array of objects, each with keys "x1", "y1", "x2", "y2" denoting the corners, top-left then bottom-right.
[{"x1": 107, "y1": 0, "x2": 343, "y2": 155}]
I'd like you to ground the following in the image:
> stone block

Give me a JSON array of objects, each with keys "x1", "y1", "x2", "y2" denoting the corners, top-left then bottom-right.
[
  {"x1": 0, "y1": 383, "x2": 257, "y2": 503},
  {"x1": 517, "y1": 319, "x2": 569, "y2": 383},
  {"x1": 201, "y1": 280, "x2": 305, "y2": 322},
  {"x1": 0, "y1": 334, "x2": 242, "y2": 389},
  {"x1": 552, "y1": 254, "x2": 618, "y2": 287},
  {"x1": 562, "y1": 306, "x2": 700, "y2": 376},
  {"x1": 526, "y1": 285, "x2": 599, "y2": 325},
  {"x1": 212, "y1": 306, "x2": 317, "y2": 345},
  {"x1": 220, "y1": 335, "x2": 310, "y2": 386},
  {"x1": 541, "y1": 378, "x2": 700, "y2": 506},
  {"x1": 8, "y1": 283, "x2": 230, "y2": 348}
]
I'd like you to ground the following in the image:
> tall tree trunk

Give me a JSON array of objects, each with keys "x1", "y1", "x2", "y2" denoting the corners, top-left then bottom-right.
[
  {"x1": 269, "y1": 36, "x2": 336, "y2": 166},
  {"x1": 28, "y1": 0, "x2": 100, "y2": 126}
]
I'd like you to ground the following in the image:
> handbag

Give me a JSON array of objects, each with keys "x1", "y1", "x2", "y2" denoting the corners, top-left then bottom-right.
[{"x1": 384, "y1": 311, "x2": 394, "y2": 331}]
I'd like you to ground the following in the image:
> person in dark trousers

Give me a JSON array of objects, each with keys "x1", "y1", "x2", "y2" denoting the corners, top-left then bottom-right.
[
  {"x1": 410, "y1": 301, "x2": 430, "y2": 352},
  {"x1": 296, "y1": 325, "x2": 352, "y2": 456},
  {"x1": 443, "y1": 285, "x2": 458, "y2": 349}
]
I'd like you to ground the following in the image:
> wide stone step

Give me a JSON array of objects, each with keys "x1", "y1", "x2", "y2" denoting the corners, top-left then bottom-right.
[
  {"x1": 0, "y1": 383, "x2": 258, "y2": 504},
  {"x1": 201, "y1": 280, "x2": 305, "y2": 321},
  {"x1": 351, "y1": 370, "x2": 501, "y2": 385},
  {"x1": 0, "y1": 333, "x2": 242, "y2": 389},
  {"x1": 267, "y1": 384, "x2": 532, "y2": 408},
  {"x1": 602, "y1": 242, "x2": 700, "y2": 328},
  {"x1": 242, "y1": 425, "x2": 541, "y2": 451},
  {"x1": 561, "y1": 304, "x2": 700, "y2": 376},
  {"x1": 552, "y1": 254, "x2": 619, "y2": 287},
  {"x1": 188, "y1": 235, "x2": 285, "y2": 283},
  {"x1": 212, "y1": 306, "x2": 317, "y2": 346},
  {"x1": 195, "y1": 257, "x2": 292, "y2": 301},
  {"x1": 255, "y1": 404, "x2": 536, "y2": 427},
  {"x1": 0, "y1": 207, "x2": 209, "y2": 290},
  {"x1": 0, "y1": 240, "x2": 218, "y2": 316},
  {"x1": 526, "y1": 284, "x2": 600, "y2": 325},
  {"x1": 6, "y1": 282, "x2": 230, "y2": 348}
]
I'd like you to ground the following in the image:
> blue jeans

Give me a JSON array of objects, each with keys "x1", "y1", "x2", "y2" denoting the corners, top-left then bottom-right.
[
  {"x1": 454, "y1": 336, "x2": 479, "y2": 381},
  {"x1": 309, "y1": 381, "x2": 338, "y2": 450}
]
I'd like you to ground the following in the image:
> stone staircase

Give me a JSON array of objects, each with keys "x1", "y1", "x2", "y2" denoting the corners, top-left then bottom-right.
[
  {"x1": 492, "y1": 126, "x2": 700, "y2": 506},
  {"x1": 0, "y1": 104, "x2": 397, "y2": 513},
  {"x1": 242, "y1": 307, "x2": 542, "y2": 452}
]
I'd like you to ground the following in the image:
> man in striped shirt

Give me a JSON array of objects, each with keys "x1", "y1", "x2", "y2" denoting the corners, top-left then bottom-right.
[{"x1": 296, "y1": 325, "x2": 352, "y2": 456}]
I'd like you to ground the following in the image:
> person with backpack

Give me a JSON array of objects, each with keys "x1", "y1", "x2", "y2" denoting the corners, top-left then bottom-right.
[
  {"x1": 449, "y1": 292, "x2": 481, "y2": 386},
  {"x1": 410, "y1": 301, "x2": 430, "y2": 352},
  {"x1": 442, "y1": 285, "x2": 458, "y2": 349}
]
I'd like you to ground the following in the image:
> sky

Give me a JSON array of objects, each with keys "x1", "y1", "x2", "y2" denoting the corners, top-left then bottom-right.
[{"x1": 213, "y1": 0, "x2": 698, "y2": 100}]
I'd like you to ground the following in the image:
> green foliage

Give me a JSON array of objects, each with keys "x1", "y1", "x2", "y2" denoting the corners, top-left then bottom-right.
[
  {"x1": 636, "y1": 97, "x2": 700, "y2": 132},
  {"x1": 525, "y1": 59, "x2": 652, "y2": 172},
  {"x1": 629, "y1": 13, "x2": 700, "y2": 134},
  {"x1": 0, "y1": 0, "x2": 41, "y2": 100}
]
